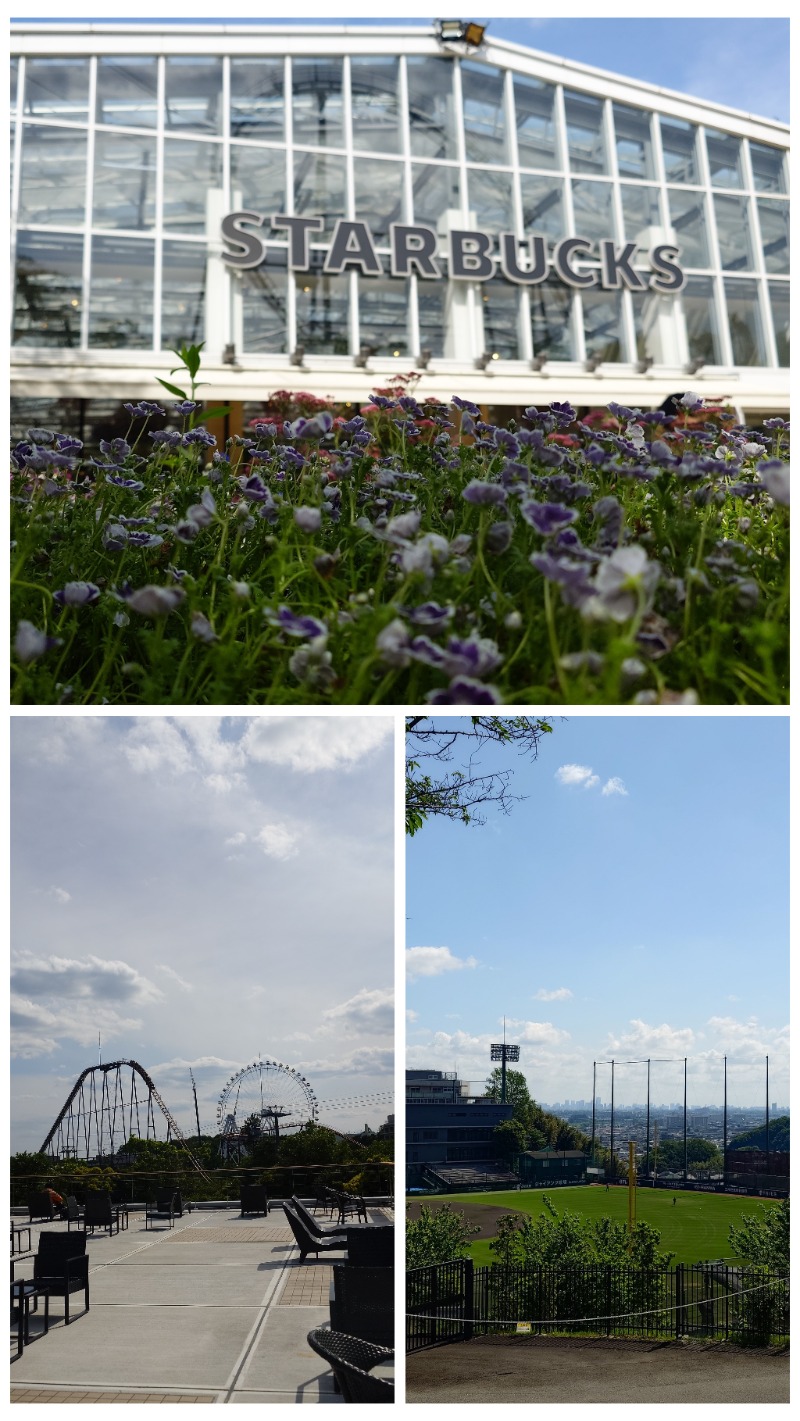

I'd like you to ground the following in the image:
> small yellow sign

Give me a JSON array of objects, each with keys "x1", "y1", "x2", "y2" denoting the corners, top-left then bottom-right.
[{"x1": 516, "y1": 1322, "x2": 532, "y2": 1334}]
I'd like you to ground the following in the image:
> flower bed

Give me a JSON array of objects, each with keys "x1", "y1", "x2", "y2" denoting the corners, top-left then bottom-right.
[{"x1": 11, "y1": 353, "x2": 789, "y2": 705}]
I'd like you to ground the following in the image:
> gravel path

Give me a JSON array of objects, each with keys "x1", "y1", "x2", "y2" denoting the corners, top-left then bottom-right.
[{"x1": 406, "y1": 1335, "x2": 790, "y2": 1404}]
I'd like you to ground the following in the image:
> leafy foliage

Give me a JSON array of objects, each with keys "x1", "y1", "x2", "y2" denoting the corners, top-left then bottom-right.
[
  {"x1": 11, "y1": 369, "x2": 789, "y2": 705},
  {"x1": 728, "y1": 1197, "x2": 789, "y2": 1272},
  {"x1": 728, "y1": 1115, "x2": 789, "y2": 1152},
  {"x1": 406, "y1": 1202, "x2": 481, "y2": 1269}
]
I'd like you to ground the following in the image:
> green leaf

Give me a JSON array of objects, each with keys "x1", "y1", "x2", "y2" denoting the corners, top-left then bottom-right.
[
  {"x1": 193, "y1": 405, "x2": 231, "y2": 425},
  {"x1": 155, "y1": 377, "x2": 188, "y2": 400}
]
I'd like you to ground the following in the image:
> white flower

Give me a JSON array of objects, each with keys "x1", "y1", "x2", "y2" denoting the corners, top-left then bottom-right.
[
  {"x1": 294, "y1": 506, "x2": 322, "y2": 533},
  {"x1": 126, "y1": 585, "x2": 186, "y2": 616},
  {"x1": 400, "y1": 532, "x2": 450, "y2": 577},
  {"x1": 583, "y1": 546, "x2": 660, "y2": 623},
  {"x1": 191, "y1": 611, "x2": 218, "y2": 643},
  {"x1": 14, "y1": 620, "x2": 62, "y2": 664},
  {"x1": 229, "y1": 580, "x2": 250, "y2": 600},
  {"x1": 375, "y1": 618, "x2": 412, "y2": 668},
  {"x1": 759, "y1": 463, "x2": 790, "y2": 506}
]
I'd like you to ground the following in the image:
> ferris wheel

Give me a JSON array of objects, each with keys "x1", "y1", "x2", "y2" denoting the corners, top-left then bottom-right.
[{"x1": 216, "y1": 1059, "x2": 318, "y2": 1144}]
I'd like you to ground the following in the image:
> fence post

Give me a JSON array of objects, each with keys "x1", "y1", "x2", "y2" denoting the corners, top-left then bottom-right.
[
  {"x1": 464, "y1": 1257, "x2": 474, "y2": 1341},
  {"x1": 606, "y1": 1265, "x2": 612, "y2": 1338},
  {"x1": 430, "y1": 1264, "x2": 438, "y2": 1349},
  {"x1": 675, "y1": 1264, "x2": 684, "y2": 1340}
]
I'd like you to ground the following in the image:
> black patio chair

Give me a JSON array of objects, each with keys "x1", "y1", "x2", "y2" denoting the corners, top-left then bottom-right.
[
  {"x1": 307, "y1": 1326, "x2": 393, "y2": 1403},
  {"x1": 83, "y1": 1192, "x2": 120, "y2": 1237},
  {"x1": 330, "y1": 1264, "x2": 393, "y2": 1346},
  {"x1": 282, "y1": 1204, "x2": 347, "y2": 1261},
  {"x1": 292, "y1": 1197, "x2": 348, "y2": 1238},
  {"x1": 26, "y1": 1192, "x2": 57, "y2": 1225},
  {"x1": 240, "y1": 1184, "x2": 268, "y2": 1216},
  {"x1": 63, "y1": 1196, "x2": 84, "y2": 1230},
  {"x1": 145, "y1": 1193, "x2": 175, "y2": 1230},
  {"x1": 335, "y1": 1191, "x2": 368, "y2": 1226},
  {"x1": 30, "y1": 1230, "x2": 89, "y2": 1325},
  {"x1": 345, "y1": 1224, "x2": 394, "y2": 1269}
]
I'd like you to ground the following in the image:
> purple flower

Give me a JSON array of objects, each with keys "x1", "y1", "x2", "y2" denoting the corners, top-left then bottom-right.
[
  {"x1": 294, "y1": 506, "x2": 322, "y2": 533},
  {"x1": 530, "y1": 552, "x2": 594, "y2": 609},
  {"x1": 405, "y1": 602, "x2": 454, "y2": 630},
  {"x1": 287, "y1": 412, "x2": 334, "y2": 439},
  {"x1": 264, "y1": 606, "x2": 328, "y2": 639},
  {"x1": 182, "y1": 427, "x2": 216, "y2": 448},
  {"x1": 385, "y1": 510, "x2": 422, "y2": 541},
  {"x1": 583, "y1": 546, "x2": 660, "y2": 623},
  {"x1": 190, "y1": 611, "x2": 218, "y2": 643},
  {"x1": 53, "y1": 581, "x2": 101, "y2": 607},
  {"x1": 758, "y1": 461, "x2": 789, "y2": 505},
  {"x1": 375, "y1": 618, "x2": 412, "y2": 668},
  {"x1": 149, "y1": 429, "x2": 182, "y2": 448},
  {"x1": 519, "y1": 501, "x2": 578, "y2": 536},
  {"x1": 100, "y1": 437, "x2": 131, "y2": 458},
  {"x1": 124, "y1": 401, "x2": 166, "y2": 417},
  {"x1": 493, "y1": 428, "x2": 520, "y2": 458},
  {"x1": 14, "y1": 620, "x2": 63, "y2": 664},
  {"x1": 106, "y1": 474, "x2": 145, "y2": 491},
  {"x1": 25, "y1": 427, "x2": 56, "y2": 444},
  {"x1": 451, "y1": 396, "x2": 481, "y2": 416},
  {"x1": 172, "y1": 400, "x2": 200, "y2": 414},
  {"x1": 462, "y1": 480, "x2": 507, "y2": 507},
  {"x1": 126, "y1": 585, "x2": 186, "y2": 615},
  {"x1": 442, "y1": 636, "x2": 503, "y2": 679},
  {"x1": 126, "y1": 531, "x2": 164, "y2": 549},
  {"x1": 549, "y1": 401, "x2": 576, "y2": 426},
  {"x1": 426, "y1": 676, "x2": 501, "y2": 705},
  {"x1": 485, "y1": 521, "x2": 513, "y2": 555}
]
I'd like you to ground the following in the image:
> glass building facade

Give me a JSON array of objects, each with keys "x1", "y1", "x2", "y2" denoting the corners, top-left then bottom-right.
[{"x1": 10, "y1": 23, "x2": 789, "y2": 428}]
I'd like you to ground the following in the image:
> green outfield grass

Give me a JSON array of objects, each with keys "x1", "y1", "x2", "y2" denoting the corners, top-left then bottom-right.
[{"x1": 412, "y1": 1186, "x2": 782, "y2": 1266}]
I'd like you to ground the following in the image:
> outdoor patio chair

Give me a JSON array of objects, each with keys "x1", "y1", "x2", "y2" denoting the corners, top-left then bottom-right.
[
  {"x1": 329, "y1": 1264, "x2": 393, "y2": 1346},
  {"x1": 240, "y1": 1184, "x2": 268, "y2": 1216},
  {"x1": 345, "y1": 1224, "x2": 394, "y2": 1269},
  {"x1": 307, "y1": 1326, "x2": 394, "y2": 1404},
  {"x1": 63, "y1": 1196, "x2": 84, "y2": 1230},
  {"x1": 164, "y1": 1189, "x2": 184, "y2": 1218},
  {"x1": 282, "y1": 1204, "x2": 347, "y2": 1261},
  {"x1": 292, "y1": 1197, "x2": 348, "y2": 1238},
  {"x1": 145, "y1": 1195, "x2": 175, "y2": 1230},
  {"x1": 26, "y1": 1192, "x2": 56, "y2": 1225},
  {"x1": 83, "y1": 1192, "x2": 120, "y2": 1237},
  {"x1": 30, "y1": 1230, "x2": 90, "y2": 1325},
  {"x1": 335, "y1": 1191, "x2": 368, "y2": 1226}
]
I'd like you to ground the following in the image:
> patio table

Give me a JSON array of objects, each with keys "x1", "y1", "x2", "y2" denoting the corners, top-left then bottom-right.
[
  {"x1": 11, "y1": 1223, "x2": 32, "y2": 1254},
  {"x1": 11, "y1": 1279, "x2": 50, "y2": 1358}
]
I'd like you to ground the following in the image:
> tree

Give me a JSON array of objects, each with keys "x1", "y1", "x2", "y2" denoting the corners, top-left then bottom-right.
[
  {"x1": 728, "y1": 1198, "x2": 789, "y2": 1272},
  {"x1": 406, "y1": 1202, "x2": 480, "y2": 1268},
  {"x1": 484, "y1": 1065, "x2": 534, "y2": 1119},
  {"x1": 406, "y1": 716, "x2": 553, "y2": 834}
]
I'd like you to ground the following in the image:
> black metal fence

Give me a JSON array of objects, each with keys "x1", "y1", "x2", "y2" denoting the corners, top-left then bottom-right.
[{"x1": 407, "y1": 1260, "x2": 789, "y2": 1352}]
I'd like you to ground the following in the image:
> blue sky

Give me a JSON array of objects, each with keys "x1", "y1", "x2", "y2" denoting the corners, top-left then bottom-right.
[
  {"x1": 11, "y1": 716, "x2": 394, "y2": 1153},
  {"x1": 11, "y1": 9, "x2": 790, "y2": 124},
  {"x1": 406, "y1": 715, "x2": 789, "y2": 1111}
]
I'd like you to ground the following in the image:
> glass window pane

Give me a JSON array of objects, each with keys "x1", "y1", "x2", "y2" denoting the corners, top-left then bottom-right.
[
  {"x1": 229, "y1": 144, "x2": 285, "y2": 226},
  {"x1": 659, "y1": 116, "x2": 698, "y2": 185},
  {"x1": 93, "y1": 131, "x2": 156, "y2": 230},
  {"x1": 350, "y1": 56, "x2": 399, "y2": 155},
  {"x1": 353, "y1": 158, "x2": 405, "y2": 246},
  {"x1": 480, "y1": 279, "x2": 519, "y2": 358},
  {"x1": 293, "y1": 151, "x2": 346, "y2": 244},
  {"x1": 749, "y1": 141, "x2": 787, "y2": 194},
  {"x1": 18, "y1": 123, "x2": 87, "y2": 226},
  {"x1": 613, "y1": 103, "x2": 654, "y2": 180},
  {"x1": 23, "y1": 58, "x2": 89, "y2": 120},
  {"x1": 571, "y1": 179, "x2": 614, "y2": 244},
  {"x1": 768, "y1": 281, "x2": 789, "y2": 365},
  {"x1": 407, "y1": 56, "x2": 457, "y2": 161},
  {"x1": 161, "y1": 240, "x2": 206, "y2": 351},
  {"x1": 89, "y1": 235, "x2": 154, "y2": 348},
  {"x1": 520, "y1": 175, "x2": 563, "y2": 248},
  {"x1": 461, "y1": 61, "x2": 508, "y2": 165},
  {"x1": 756, "y1": 198, "x2": 789, "y2": 274},
  {"x1": 165, "y1": 57, "x2": 222, "y2": 135},
  {"x1": 96, "y1": 57, "x2": 158, "y2": 128},
  {"x1": 417, "y1": 271, "x2": 448, "y2": 357},
  {"x1": 11, "y1": 57, "x2": 19, "y2": 116},
  {"x1": 631, "y1": 288, "x2": 674, "y2": 362},
  {"x1": 582, "y1": 286, "x2": 624, "y2": 362},
  {"x1": 530, "y1": 275, "x2": 573, "y2": 359},
  {"x1": 619, "y1": 183, "x2": 662, "y2": 244},
  {"x1": 295, "y1": 259, "x2": 350, "y2": 354},
  {"x1": 358, "y1": 275, "x2": 410, "y2": 356},
  {"x1": 564, "y1": 90, "x2": 606, "y2": 174},
  {"x1": 513, "y1": 73, "x2": 557, "y2": 170},
  {"x1": 242, "y1": 247, "x2": 288, "y2": 354},
  {"x1": 411, "y1": 162, "x2": 461, "y2": 237},
  {"x1": 467, "y1": 167, "x2": 514, "y2": 233},
  {"x1": 13, "y1": 229, "x2": 83, "y2": 347},
  {"x1": 725, "y1": 277, "x2": 765, "y2": 364},
  {"x1": 11, "y1": 395, "x2": 82, "y2": 443},
  {"x1": 667, "y1": 189, "x2": 709, "y2": 267},
  {"x1": 713, "y1": 194, "x2": 754, "y2": 272},
  {"x1": 706, "y1": 128, "x2": 742, "y2": 188},
  {"x1": 230, "y1": 59, "x2": 284, "y2": 141},
  {"x1": 163, "y1": 139, "x2": 223, "y2": 235},
  {"x1": 292, "y1": 58, "x2": 343, "y2": 149},
  {"x1": 682, "y1": 275, "x2": 721, "y2": 363}
]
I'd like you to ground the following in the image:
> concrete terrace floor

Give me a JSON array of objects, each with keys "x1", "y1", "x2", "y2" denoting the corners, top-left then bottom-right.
[{"x1": 11, "y1": 1207, "x2": 391, "y2": 1403}]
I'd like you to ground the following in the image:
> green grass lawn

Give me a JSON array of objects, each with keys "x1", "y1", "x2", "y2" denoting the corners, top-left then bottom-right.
[{"x1": 412, "y1": 1186, "x2": 781, "y2": 1266}]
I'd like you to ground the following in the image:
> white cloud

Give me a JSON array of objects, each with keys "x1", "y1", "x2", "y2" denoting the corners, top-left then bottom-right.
[
  {"x1": 322, "y1": 986, "x2": 393, "y2": 1034},
  {"x1": 406, "y1": 946, "x2": 478, "y2": 981},
  {"x1": 533, "y1": 987, "x2": 573, "y2": 1002},
  {"x1": 505, "y1": 1017, "x2": 571, "y2": 1046},
  {"x1": 298, "y1": 1046, "x2": 394, "y2": 1076},
  {"x1": 48, "y1": 886, "x2": 71, "y2": 904},
  {"x1": 406, "y1": 1009, "x2": 419, "y2": 1023},
  {"x1": 242, "y1": 717, "x2": 392, "y2": 773},
  {"x1": 225, "y1": 831, "x2": 247, "y2": 847},
  {"x1": 122, "y1": 719, "x2": 194, "y2": 777},
  {"x1": 602, "y1": 777, "x2": 628, "y2": 797},
  {"x1": 204, "y1": 772, "x2": 243, "y2": 794},
  {"x1": 157, "y1": 965, "x2": 194, "y2": 993},
  {"x1": 255, "y1": 823, "x2": 299, "y2": 860},
  {"x1": 10, "y1": 995, "x2": 147, "y2": 1058},
  {"x1": 555, "y1": 763, "x2": 597, "y2": 788},
  {"x1": 605, "y1": 1018, "x2": 696, "y2": 1055},
  {"x1": 11, "y1": 953, "x2": 162, "y2": 1005}
]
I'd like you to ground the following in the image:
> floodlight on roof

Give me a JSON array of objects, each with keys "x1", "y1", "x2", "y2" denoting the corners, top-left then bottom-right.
[
  {"x1": 491, "y1": 1043, "x2": 520, "y2": 1061},
  {"x1": 436, "y1": 20, "x2": 487, "y2": 46}
]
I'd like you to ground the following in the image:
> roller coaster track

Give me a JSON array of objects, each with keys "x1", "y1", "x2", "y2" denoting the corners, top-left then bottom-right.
[{"x1": 40, "y1": 1059, "x2": 211, "y2": 1181}]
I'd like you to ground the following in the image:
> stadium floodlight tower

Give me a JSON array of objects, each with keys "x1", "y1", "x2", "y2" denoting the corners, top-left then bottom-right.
[{"x1": 490, "y1": 1037, "x2": 520, "y2": 1105}]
